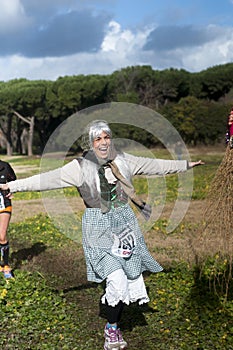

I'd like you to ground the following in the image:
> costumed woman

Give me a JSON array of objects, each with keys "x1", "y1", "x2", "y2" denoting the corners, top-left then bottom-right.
[{"x1": 0, "y1": 120, "x2": 204, "y2": 349}]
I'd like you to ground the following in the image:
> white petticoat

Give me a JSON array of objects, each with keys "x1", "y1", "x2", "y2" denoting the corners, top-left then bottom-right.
[{"x1": 101, "y1": 269, "x2": 150, "y2": 306}]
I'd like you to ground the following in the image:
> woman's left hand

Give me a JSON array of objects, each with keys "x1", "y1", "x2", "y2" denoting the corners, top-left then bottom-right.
[{"x1": 188, "y1": 160, "x2": 205, "y2": 168}]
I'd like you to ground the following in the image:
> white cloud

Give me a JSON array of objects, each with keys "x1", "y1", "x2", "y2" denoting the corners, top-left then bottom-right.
[
  {"x1": 181, "y1": 27, "x2": 233, "y2": 71},
  {"x1": 101, "y1": 20, "x2": 154, "y2": 67},
  {"x1": 102, "y1": 21, "x2": 122, "y2": 51},
  {"x1": 1, "y1": 23, "x2": 233, "y2": 82},
  {"x1": 0, "y1": 0, "x2": 32, "y2": 33},
  {"x1": 1, "y1": 6, "x2": 233, "y2": 81},
  {"x1": 0, "y1": 52, "x2": 117, "y2": 81}
]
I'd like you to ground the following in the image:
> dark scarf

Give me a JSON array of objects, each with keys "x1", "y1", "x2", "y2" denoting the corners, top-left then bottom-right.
[{"x1": 83, "y1": 150, "x2": 152, "y2": 220}]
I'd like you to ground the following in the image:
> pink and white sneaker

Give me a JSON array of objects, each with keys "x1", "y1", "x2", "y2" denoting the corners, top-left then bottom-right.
[
  {"x1": 117, "y1": 328, "x2": 127, "y2": 349},
  {"x1": 104, "y1": 324, "x2": 119, "y2": 350}
]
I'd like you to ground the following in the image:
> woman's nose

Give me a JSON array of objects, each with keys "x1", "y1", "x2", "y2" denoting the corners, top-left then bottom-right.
[{"x1": 101, "y1": 138, "x2": 107, "y2": 145}]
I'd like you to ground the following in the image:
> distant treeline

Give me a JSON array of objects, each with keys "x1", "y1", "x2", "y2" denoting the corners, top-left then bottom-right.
[{"x1": 0, "y1": 63, "x2": 233, "y2": 155}]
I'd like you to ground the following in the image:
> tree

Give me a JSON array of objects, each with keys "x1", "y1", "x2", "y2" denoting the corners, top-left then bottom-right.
[
  {"x1": 162, "y1": 96, "x2": 228, "y2": 145},
  {"x1": 0, "y1": 79, "x2": 48, "y2": 155},
  {"x1": 190, "y1": 63, "x2": 233, "y2": 101},
  {"x1": 12, "y1": 110, "x2": 35, "y2": 156},
  {"x1": 0, "y1": 80, "x2": 23, "y2": 155},
  {"x1": 0, "y1": 115, "x2": 14, "y2": 156},
  {"x1": 162, "y1": 96, "x2": 208, "y2": 145}
]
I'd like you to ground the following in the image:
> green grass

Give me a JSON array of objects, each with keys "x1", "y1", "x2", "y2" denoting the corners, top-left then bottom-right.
[
  {"x1": 3, "y1": 156, "x2": 42, "y2": 166},
  {"x1": 1, "y1": 265, "x2": 233, "y2": 349},
  {"x1": 1, "y1": 149, "x2": 232, "y2": 349},
  {"x1": 0, "y1": 214, "x2": 232, "y2": 350}
]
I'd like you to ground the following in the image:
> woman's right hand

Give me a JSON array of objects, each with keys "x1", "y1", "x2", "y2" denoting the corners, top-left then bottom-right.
[{"x1": 0, "y1": 184, "x2": 9, "y2": 190}]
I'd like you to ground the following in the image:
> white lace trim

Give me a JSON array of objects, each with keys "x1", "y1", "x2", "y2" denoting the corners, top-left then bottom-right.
[{"x1": 101, "y1": 269, "x2": 149, "y2": 306}]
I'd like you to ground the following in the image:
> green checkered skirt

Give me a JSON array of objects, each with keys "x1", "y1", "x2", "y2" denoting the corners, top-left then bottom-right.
[{"x1": 82, "y1": 204, "x2": 163, "y2": 283}]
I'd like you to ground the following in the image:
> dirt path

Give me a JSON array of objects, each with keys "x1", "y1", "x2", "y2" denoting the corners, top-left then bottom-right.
[
  {"x1": 11, "y1": 197, "x2": 205, "y2": 224},
  {"x1": 10, "y1": 197, "x2": 85, "y2": 223},
  {"x1": 10, "y1": 197, "x2": 206, "y2": 268}
]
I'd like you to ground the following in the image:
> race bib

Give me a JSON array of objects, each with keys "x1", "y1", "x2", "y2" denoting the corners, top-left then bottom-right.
[
  {"x1": 111, "y1": 225, "x2": 136, "y2": 258},
  {"x1": 0, "y1": 193, "x2": 5, "y2": 210}
]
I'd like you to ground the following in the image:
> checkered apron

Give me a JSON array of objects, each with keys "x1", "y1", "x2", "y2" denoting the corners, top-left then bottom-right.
[{"x1": 82, "y1": 203, "x2": 163, "y2": 283}]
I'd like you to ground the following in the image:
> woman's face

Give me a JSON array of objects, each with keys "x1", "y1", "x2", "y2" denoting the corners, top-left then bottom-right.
[{"x1": 93, "y1": 131, "x2": 111, "y2": 159}]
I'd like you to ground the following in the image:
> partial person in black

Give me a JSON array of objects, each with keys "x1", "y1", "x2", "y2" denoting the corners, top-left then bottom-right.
[{"x1": 0, "y1": 160, "x2": 17, "y2": 278}]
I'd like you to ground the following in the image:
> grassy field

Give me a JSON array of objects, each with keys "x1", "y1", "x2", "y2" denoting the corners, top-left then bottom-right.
[{"x1": 0, "y1": 147, "x2": 233, "y2": 350}]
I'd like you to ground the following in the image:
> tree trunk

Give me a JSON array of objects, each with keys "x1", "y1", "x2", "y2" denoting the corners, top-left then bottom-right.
[
  {"x1": 6, "y1": 141, "x2": 13, "y2": 156},
  {"x1": 13, "y1": 110, "x2": 35, "y2": 156},
  {"x1": 20, "y1": 128, "x2": 28, "y2": 155},
  {"x1": 0, "y1": 115, "x2": 13, "y2": 155},
  {"x1": 27, "y1": 116, "x2": 34, "y2": 156}
]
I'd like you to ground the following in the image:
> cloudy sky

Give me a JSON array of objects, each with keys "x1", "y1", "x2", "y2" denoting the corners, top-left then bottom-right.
[{"x1": 0, "y1": 0, "x2": 233, "y2": 81}]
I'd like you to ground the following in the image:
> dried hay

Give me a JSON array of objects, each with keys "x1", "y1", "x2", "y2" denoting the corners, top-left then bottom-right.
[{"x1": 192, "y1": 146, "x2": 233, "y2": 296}]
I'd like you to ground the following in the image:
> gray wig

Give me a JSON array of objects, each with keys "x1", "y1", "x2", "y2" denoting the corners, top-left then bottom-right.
[
  {"x1": 80, "y1": 120, "x2": 113, "y2": 196},
  {"x1": 82, "y1": 120, "x2": 112, "y2": 150}
]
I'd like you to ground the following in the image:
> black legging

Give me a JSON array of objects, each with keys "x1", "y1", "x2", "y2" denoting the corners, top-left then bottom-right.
[
  {"x1": 105, "y1": 300, "x2": 124, "y2": 324},
  {"x1": 0, "y1": 241, "x2": 9, "y2": 266}
]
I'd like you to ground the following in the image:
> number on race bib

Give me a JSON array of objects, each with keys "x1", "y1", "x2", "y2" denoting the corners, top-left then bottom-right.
[{"x1": 111, "y1": 226, "x2": 136, "y2": 258}]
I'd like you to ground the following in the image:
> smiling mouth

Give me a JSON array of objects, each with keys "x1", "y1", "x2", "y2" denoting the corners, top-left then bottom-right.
[
  {"x1": 97, "y1": 147, "x2": 109, "y2": 158},
  {"x1": 99, "y1": 147, "x2": 108, "y2": 152}
]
